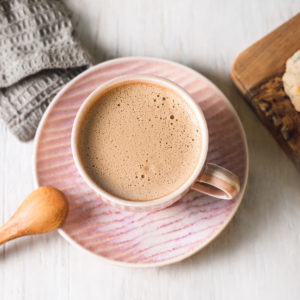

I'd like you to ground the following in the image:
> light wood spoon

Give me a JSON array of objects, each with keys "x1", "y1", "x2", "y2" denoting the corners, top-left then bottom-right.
[{"x1": 0, "y1": 186, "x2": 68, "y2": 245}]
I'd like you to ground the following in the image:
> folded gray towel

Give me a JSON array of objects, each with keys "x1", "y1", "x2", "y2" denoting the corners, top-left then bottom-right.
[{"x1": 0, "y1": 0, "x2": 92, "y2": 141}]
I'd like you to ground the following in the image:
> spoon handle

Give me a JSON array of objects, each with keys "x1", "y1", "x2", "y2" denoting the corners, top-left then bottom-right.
[{"x1": 0, "y1": 222, "x2": 20, "y2": 245}]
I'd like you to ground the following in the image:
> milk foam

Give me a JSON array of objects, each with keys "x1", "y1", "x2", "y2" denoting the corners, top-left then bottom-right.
[{"x1": 79, "y1": 82, "x2": 202, "y2": 201}]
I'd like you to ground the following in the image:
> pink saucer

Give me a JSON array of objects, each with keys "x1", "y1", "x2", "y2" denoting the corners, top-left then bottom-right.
[{"x1": 34, "y1": 57, "x2": 248, "y2": 267}]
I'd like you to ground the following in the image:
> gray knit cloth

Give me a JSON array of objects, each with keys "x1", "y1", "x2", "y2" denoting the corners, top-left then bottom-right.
[{"x1": 0, "y1": 0, "x2": 92, "y2": 141}]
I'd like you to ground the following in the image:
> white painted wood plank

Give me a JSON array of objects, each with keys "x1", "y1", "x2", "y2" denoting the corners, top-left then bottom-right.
[{"x1": 1, "y1": 0, "x2": 300, "y2": 299}]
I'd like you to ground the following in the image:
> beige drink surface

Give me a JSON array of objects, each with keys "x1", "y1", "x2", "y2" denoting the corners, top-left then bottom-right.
[{"x1": 79, "y1": 82, "x2": 202, "y2": 201}]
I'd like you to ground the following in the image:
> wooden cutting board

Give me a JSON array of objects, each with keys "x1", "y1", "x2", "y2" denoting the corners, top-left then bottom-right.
[{"x1": 231, "y1": 13, "x2": 300, "y2": 170}]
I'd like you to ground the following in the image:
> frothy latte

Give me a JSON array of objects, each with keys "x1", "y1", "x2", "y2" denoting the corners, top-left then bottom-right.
[{"x1": 78, "y1": 82, "x2": 202, "y2": 201}]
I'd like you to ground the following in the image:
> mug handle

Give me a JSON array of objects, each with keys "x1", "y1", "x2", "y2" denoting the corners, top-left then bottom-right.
[{"x1": 191, "y1": 163, "x2": 240, "y2": 200}]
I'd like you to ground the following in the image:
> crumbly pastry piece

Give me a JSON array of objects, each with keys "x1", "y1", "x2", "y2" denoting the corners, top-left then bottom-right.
[
  {"x1": 0, "y1": 0, "x2": 92, "y2": 141},
  {"x1": 282, "y1": 50, "x2": 300, "y2": 112}
]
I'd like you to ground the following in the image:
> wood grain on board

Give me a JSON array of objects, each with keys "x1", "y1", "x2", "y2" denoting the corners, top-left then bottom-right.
[{"x1": 231, "y1": 13, "x2": 300, "y2": 169}]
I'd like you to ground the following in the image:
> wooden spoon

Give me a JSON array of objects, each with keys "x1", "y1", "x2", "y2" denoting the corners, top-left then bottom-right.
[{"x1": 0, "y1": 186, "x2": 68, "y2": 245}]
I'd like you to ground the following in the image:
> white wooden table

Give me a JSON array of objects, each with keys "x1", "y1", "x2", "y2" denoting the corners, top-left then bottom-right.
[{"x1": 1, "y1": 1, "x2": 300, "y2": 299}]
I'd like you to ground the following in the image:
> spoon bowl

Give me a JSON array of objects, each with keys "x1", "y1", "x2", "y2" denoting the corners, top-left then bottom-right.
[{"x1": 0, "y1": 186, "x2": 68, "y2": 245}]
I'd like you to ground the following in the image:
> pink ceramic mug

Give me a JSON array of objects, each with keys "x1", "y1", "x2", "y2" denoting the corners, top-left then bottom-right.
[{"x1": 71, "y1": 75, "x2": 240, "y2": 211}]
